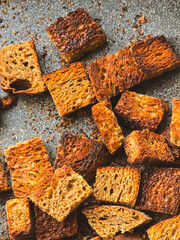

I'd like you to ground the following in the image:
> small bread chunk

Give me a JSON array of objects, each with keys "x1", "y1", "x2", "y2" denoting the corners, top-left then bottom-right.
[
  {"x1": 132, "y1": 35, "x2": 180, "y2": 80},
  {"x1": 115, "y1": 234, "x2": 142, "y2": 240},
  {"x1": 115, "y1": 91, "x2": 168, "y2": 131},
  {"x1": 46, "y1": 8, "x2": 106, "y2": 63},
  {"x1": 82, "y1": 205, "x2": 152, "y2": 239},
  {"x1": 55, "y1": 132, "x2": 110, "y2": 182},
  {"x1": 0, "y1": 94, "x2": 16, "y2": 109},
  {"x1": 35, "y1": 206, "x2": 78, "y2": 240},
  {"x1": 6, "y1": 198, "x2": 32, "y2": 240},
  {"x1": 88, "y1": 46, "x2": 144, "y2": 101},
  {"x1": 0, "y1": 160, "x2": 11, "y2": 193},
  {"x1": 93, "y1": 167, "x2": 141, "y2": 207},
  {"x1": 34, "y1": 165, "x2": 93, "y2": 222},
  {"x1": 92, "y1": 101, "x2": 124, "y2": 154},
  {"x1": 147, "y1": 214, "x2": 180, "y2": 240},
  {"x1": 89, "y1": 237, "x2": 102, "y2": 240},
  {"x1": 124, "y1": 129, "x2": 174, "y2": 165},
  {"x1": 170, "y1": 97, "x2": 180, "y2": 147},
  {"x1": 44, "y1": 62, "x2": 96, "y2": 117},
  {"x1": 0, "y1": 40, "x2": 46, "y2": 95},
  {"x1": 4, "y1": 137, "x2": 53, "y2": 200},
  {"x1": 135, "y1": 167, "x2": 180, "y2": 215}
]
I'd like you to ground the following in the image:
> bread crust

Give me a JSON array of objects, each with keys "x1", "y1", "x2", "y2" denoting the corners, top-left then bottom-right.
[
  {"x1": 170, "y1": 97, "x2": 180, "y2": 147},
  {"x1": 0, "y1": 160, "x2": 11, "y2": 192}
]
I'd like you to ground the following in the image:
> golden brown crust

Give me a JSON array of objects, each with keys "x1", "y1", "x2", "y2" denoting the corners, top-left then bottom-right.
[
  {"x1": 46, "y1": 8, "x2": 107, "y2": 63},
  {"x1": 135, "y1": 167, "x2": 180, "y2": 215},
  {"x1": 43, "y1": 62, "x2": 96, "y2": 117},
  {"x1": 115, "y1": 91, "x2": 168, "y2": 131},
  {"x1": 170, "y1": 97, "x2": 180, "y2": 147},
  {"x1": 0, "y1": 160, "x2": 11, "y2": 192},
  {"x1": 0, "y1": 94, "x2": 16, "y2": 109}
]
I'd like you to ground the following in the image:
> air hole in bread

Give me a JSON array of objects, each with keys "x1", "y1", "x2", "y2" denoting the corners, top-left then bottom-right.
[
  {"x1": 23, "y1": 62, "x2": 29, "y2": 67},
  {"x1": 30, "y1": 66, "x2": 35, "y2": 69},
  {"x1": 110, "y1": 189, "x2": 113, "y2": 195},
  {"x1": 10, "y1": 79, "x2": 32, "y2": 91},
  {"x1": 155, "y1": 52, "x2": 163, "y2": 57}
]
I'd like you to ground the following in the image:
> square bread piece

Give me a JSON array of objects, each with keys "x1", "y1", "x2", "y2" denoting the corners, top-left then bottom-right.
[
  {"x1": 54, "y1": 132, "x2": 110, "y2": 182},
  {"x1": 147, "y1": 214, "x2": 180, "y2": 240},
  {"x1": 35, "y1": 206, "x2": 78, "y2": 240},
  {"x1": 0, "y1": 159, "x2": 11, "y2": 193},
  {"x1": 135, "y1": 167, "x2": 180, "y2": 215},
  {"x1": 6, "y1": 198, "x2": 32, "y2": 240},
  {"x1": 34, "y1": 165, "x2": 93, "y2": 223},
  {"x1": 82, "y1": 205, "x2": 151, "y2": 239},
  {"x1": 124, "y1": 129, "x2": 174, "y2": 165},
  {"x1": 0, "y1": 40, "x2": 46, "y2": 95},
  {"x1": 93, "y1": 167, "x2": 141, "y2": 207},
  {"x1": 46, "y1": 8, "x2": 106, "y2": 63},
  {"x1": 115, "y1": 91, "x2": 168, "y2": 131},
  {"x1": 4, "y1": 137, "x2": 53, "y2": 200},
  {"x1": 92, "y1": 100, "x2": 124, "y2": 154},
  {"x1": 88, "y1": 46, "x2": 145, "y2": 101},
  {"x1": 44, "y1": 62, "x2": 96, "y2": 117},
  {"x1": 132, "y1": 35, "x2": 180, "y2": 80},
  {"x1": 170, "y1": 97, "x2": 180, "y2": 147}
]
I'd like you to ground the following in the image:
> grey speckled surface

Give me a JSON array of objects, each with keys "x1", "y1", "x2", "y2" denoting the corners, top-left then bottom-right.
[{"x1": 0, "y1": 0, "x2": 180, "y2": 239}]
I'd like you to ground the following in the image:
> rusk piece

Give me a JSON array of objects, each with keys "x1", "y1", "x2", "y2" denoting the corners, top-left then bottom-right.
[
  {"x1": 35, "y1": 206, "x2": 78, "y2": 240},
  {"x1": 0, "y1": 40, "x2": 46, "y2": 95},
  {"x1": 124, "y1": 129, "x2": 174, "y2": 165},
  {"x1": 92, "y1": 101, "x2": 124, "y2": 154},
  {"x1": 115, "y1": 234, "x2": 142, "y2": 240},
  {"x1": 6, "y1": 198, "x2": 32, "y2": 240},
  {"x1": 44, "y1": 62, "x2": 96, "y2": 117},
  {"x1": 135, "y1": 167, "x2": 180, "y2": 215},
  {"x1": 147, "y1": 214, "x2": 180, "y2": 240},
  {"x1": 46, "y1": 8, "x2": 106, "y2": 63},
  {"x1": 82, "y1": 205, "x2": 151, "y2": 239},
  {"x1": 115, "y1": 91, "x2": 168, "y2": 131},
  {"x1": 89, "y1": 237, "x2": 102, "y2": 240},
  {"x1": 93, "y1": 166, "x2": 141, "y2": 207},
  {"x1": 34, "y1": 165, "x2": 93, "y2": 222},
  {"x1": 170, "y1": 97, "x2": 180, "y2": 147},
  {"x1": 54, "y1": 132, "x2": 110, "y2": 182},
  {"x1": 0, "y1": 94, "x2": 16, "y2": 109},
  {"x1": 4, "y1": 137, "x2": 53, "y2": 200},
  {"x1": 0, "y1": 160, "x2": 11, "y2": 192}
]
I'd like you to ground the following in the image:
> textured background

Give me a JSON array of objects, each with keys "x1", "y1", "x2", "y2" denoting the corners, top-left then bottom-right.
[{"x1": 0, "y1": 0, "x2": 180, "y2": 239}]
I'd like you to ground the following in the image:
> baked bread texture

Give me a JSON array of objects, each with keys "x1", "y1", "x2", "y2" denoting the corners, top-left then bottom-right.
[
  {"x1": 55, "y1": 132, "x2": 110, "y2": 182},
  {"x1": 0, "y1": 40, "x2": 46, "y2": 95},
  {"x1": 124, "y1": 129, "x2": 174, "y2": 165},
  {"x1": 0, "y1": 159, "x2": 11, "y2": 193},
  {"x1": 135, "y1": 167, "x2": 180, "y2": 215},
  {"x1": 44, "y1": 62, "x2": 96, "y2": 117},
  {"x1": 115, "y1": 90, "x2": 168, "y2": 131},
  {"x1": 93, "y1": 166, "x2": 141, "y2": 207},
  {"x1": 170, "y1": 97, "x2": 180, "y2": 147},
  {"x1": 46, "y1": 8, "x2": 107, "y2": 63}
]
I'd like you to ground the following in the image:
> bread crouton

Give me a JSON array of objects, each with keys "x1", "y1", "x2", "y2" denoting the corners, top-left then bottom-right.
[
  {"x1": 115, "y1": 234, "x2": 142, "y2": 240},
  {"x1": 0, "y1": 94, "x2": 16, "y2": 109},
  {"x1": 170, "y1": 97, "x2": 180, "y2": 147},
  {"x1": 0, "y1": 160, "x2": 11, "y2": 193}
]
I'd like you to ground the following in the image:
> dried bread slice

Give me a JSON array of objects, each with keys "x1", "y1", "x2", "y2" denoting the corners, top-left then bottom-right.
[
  {"x1": 0, "y1": 159, "x2": 11, "y2": 193},
  {"x1": 34, "y1": 165, "x2": 93, "y2": 222},
  {"x1": 93, "y1": 167, "x2": 141, "y2": 207},
  {"x1": 170, "y1": 97, "x2": 180, "y2": 147},
  {"x1": 147, "y1": 214, "x2": 180, "y2": 240},
  {"x1": 0, "y1": 40, "x2": 46, "y2": 95},
  {"x1": 82, "y1": 205, "x2": 152, "y2": 239},
  {"x1": 115, "y1": 234, "x2": 142, "y2": 240},
  {"x1": 44, "y1": 62, "x2": 96, "y2": 117}
]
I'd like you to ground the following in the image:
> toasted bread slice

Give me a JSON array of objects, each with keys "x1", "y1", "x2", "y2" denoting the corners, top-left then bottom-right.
[
  {"x1": 6, "y1": 198, "x2": 32, "y2": 240},
  {"x1": 124, "y1": 129, "x2": 174, "y2": 165},
  {"x1": 0, "y1": 40, "x2": 46, "y2": 95},
  {"x1": 136, "y1": 167, "x2": 180, "y2": 215},
  {"x1": 93, "y1": 166, "x2": 141, "y2": 207},
  {"x1": 82, "y1": 205, "x2": 152, "y2": 239},
  {"x1": 35, "y1": 206, "x2": 78, "y2": 240},
  {"x1": 4, "y1": 137, "x2": 53, "y2": 200},
  {"x1": 115, "y1": 91, "x2": 168, "y2": 131},
  {"x1": 92, "y1": 100, "x2": 124, "y2": 154},
  {"x1": 0, "y1": 159, "x2": 11, "y2": 193},
  {"x1": 147, "y1": 214, "x2": 180, "y2": 240},
  {"x1": 46, "y1": 8, "x2": 106, "y2": 63},
  {"x1": 34, "y1": 165, "x2": 93, "y2": 222},
  {"x1": 115, "y1": 234, "x2": 142, "y2": 240},
  {"x1": 55, "y1": 132, "x2": 110, "y2": 182},
  {"x1": 132, "y1": 35, "x2": 180, "y2": 80},
  {"x1": 170, "y1": 97, "x2": 180, "y2": 147},
  {"x1": 44, "y1": 62, "x2": 96, "y2": 117}
]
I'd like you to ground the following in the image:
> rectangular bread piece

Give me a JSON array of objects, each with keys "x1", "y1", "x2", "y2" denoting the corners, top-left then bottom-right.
[
  {"x1": 54, "y1": 132, "x2": 110, "y2": 182},
  {"x1": 92, "y1": 100, "x2": 124, "y2": 154},
  {"x1": 44, "y1": 62, "x2": 96, "y2": 117},
  {"x1": 135, "y1": 167, "x2": 180, "y2": 215},
  {"x1": 115, "y1": 234, "x2": 142, "y2": 240},
  {"x1": 115, "y1": 90, "x2": 168, "y2": 131},
  {"x1": 170, "y1": 97, "x2": 180, "y2": 147},
  {"x1": 93, "y1": 166, "x2": 141, "y2": 207},
  {"x1": 4, "y1": 137, "x2": 53, "y2": 200},
  {"x1": 124, "y1": 129, "x2": 174, "y2": 165},
  {"x1": 0, "y1": 159, "x2": 11, "y2": 192},
  {"x1": 46, "y1": 8, "x2": 107, "y2": 63},
  {"x1": 6, "y1": 198, "x2": 33, "y2": 240}
]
